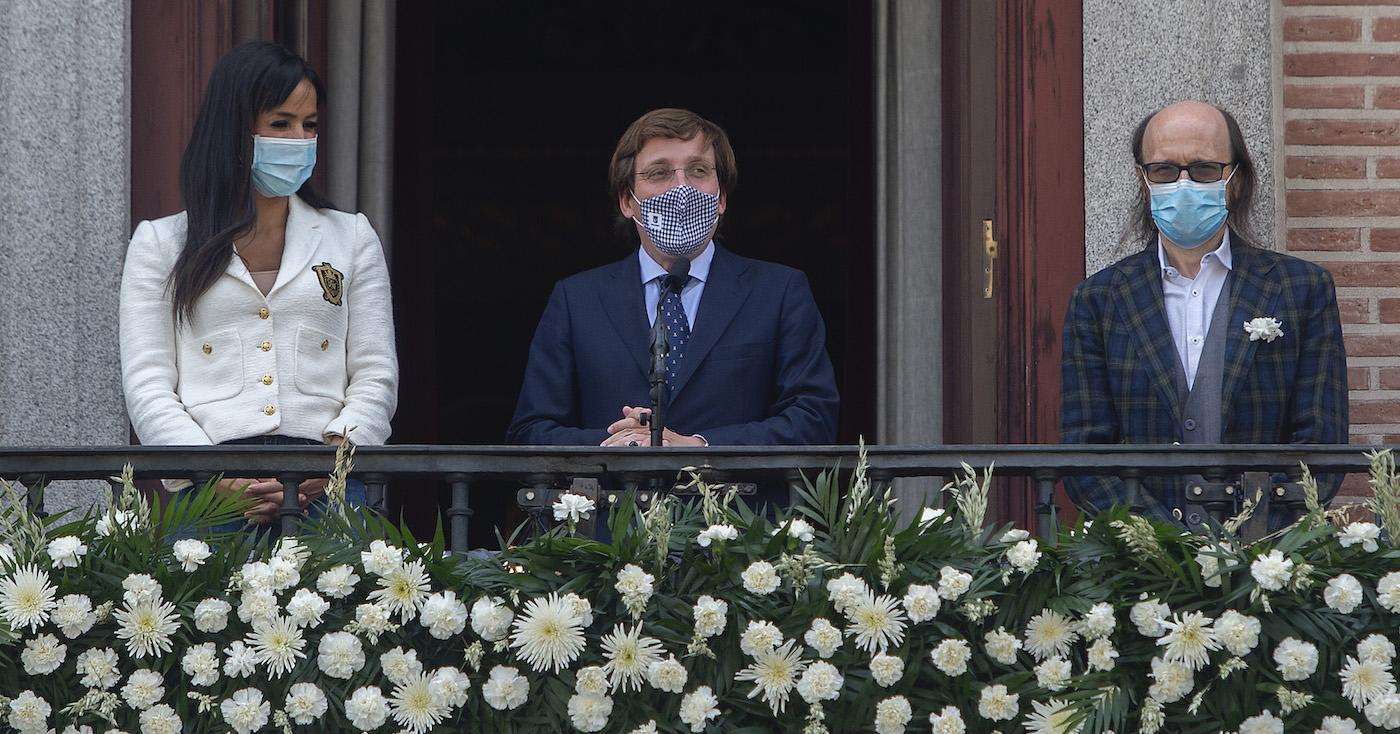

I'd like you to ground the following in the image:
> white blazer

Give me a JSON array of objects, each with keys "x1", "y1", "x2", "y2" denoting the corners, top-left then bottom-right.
[{"x1": 120, "y1": 195, "x2": 398, "y2": 447}]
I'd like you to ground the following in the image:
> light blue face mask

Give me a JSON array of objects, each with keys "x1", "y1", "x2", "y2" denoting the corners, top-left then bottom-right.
[
  {"x1": 251, "y1": 135, "x2": 317, "y2": 198},
  {"x1": 1146, "y1": 168, "x2": 1234, "y2": 249}
]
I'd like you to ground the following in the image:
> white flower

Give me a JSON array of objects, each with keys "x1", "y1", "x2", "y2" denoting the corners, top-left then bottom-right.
[
  {"x1": 696, "y1": 523, "x2": 739, "y2": 547},
  {"x1": 772, "y1": 517, "x2": 816, "y2": 543},
  {"x1": 138, "y1": 704, "x2": 181, "y2": 734},
  {"x1": 566, "y1": 691, "x2": 613, "y2": 733},
  {"x1": 419, "y1": 590, "x2": 469, "y2": 640},
  {"x1": 1035, "y1": 657, "x2": 1072, "y2": 691},
  {"x1": 220, "y1": 687, "x2": 270, "y2": 734},
  {"x1": 1024, "y1": 698, "x2": 1082, "y2": 734},
  {"x1": 0, "y1": 542, "x2": 12, "y2": 567},
  {"x1": 679, "y1": 686, "x2": 720, "y2": 732},
  {"x1": 75, "y1": 647, "x2": 121, "y2": 689},
  {"x1": 7, "y1": 690, "x2": 50, "y2": 733},
  {"x1": 237, "y1": 588, "x2": 278, "y2": 626},
  {"x1": 1001, "y1": 528, "x2": 1030, "y2": 542},
  {"x1": 735, "y1": 639, "x2": 807, "y2": 714},
  {"x1": 1316, "y1": 716, "x2": 1362, "y2": 734},
  {"x1": 470, "y1": 596, "x2": 514, "y2": 641},
  {"x1": 1340, "y1": 655, "x2": 1396, "y2": 708},
  {"x1": 509, "y1": 592, "x2": 587, "y2": 673},
  {"x1": 248, "y1": 615, "x2": 307, "y2": 677},
  {"x1": 1131, "y1": 597, "x2": 1171, "y2": 637},
  {"x1": 360, "y1": 539, "x2": 406, "y2": 576},
  {"x1": 1148, "y1": 656, "x2": 1194, "y2": 703},
  {"x1": 740, "y1": 619, "x2": 784, "y2": 656},
  {"x1": 223, "y1": 641, "x2": 258, "y2": 678},
  {"x1": 1243, "y1": 316, "x2": 1284, "y2": 343},
  {"x1": 1359, "y1": 634, "x2": 1398, "y2": 664},
  {"x1": 285, "y1": 682, "x2": 328, "y2": 725},
  {"x1": 1196, "y1": 546, "x2": 1226, "y2": 588},
  {"x1": 1378, "y1": 571, "x2": 1400, "y2": 613},
  {"x1": 1078, "y1": 602, "x2": 1116, "y2": 640},
  {"x1": 1325, "y1": 574, "x2": 1365, "y2": 614},
  {"x1": 170, "y1": 538, "x2": 210, "y2": 572},
  {"x1": 901, "y1": 583, "x2": 941, "y2": 624},
  {"x1": 552, "y1": 492, "x2": 595, "y2": 523},
  {"x1": 741, "y1": 560, "x2": 781, "y2": 595},
  {"x1": 1156, "y1": 611, "x2": 1220, "y2": 671},
  {"x1": 285, "y1": 588, "x2": 331, "y2": 629},
  {"x1": 937, "y1": 566, "x2": 973, "y2": 600},
  {"x1": 796, "y1": 660, "x2": 843, "y2": 703},
  {"x1": 977, "y1": 684, "x2": 1019, "y2": 721},
  {"x1": 122, "y1": 573, "x2": 162, "y2": 606},
  {"x1": 190, "y1": 597, "x2": 232, "y2": 634},
  {"x1": 928, "y1": 705, "x2": 966, "y2": 734},
  {"x1": 646, "y1": 656, "x2": 688, "y2": 693},
  {"x1": 345, "y1": 686, "x2": 390, "y2": 732},
  {"x1": 826, "y1": 573, "x2": 870, "y2": 614},
  {"x1": 273, "y1": 536, "x2": 309, "y2": 568},
  {"x1": 114, "y1": 597, "x2": 180, "y2": 659},
  {"x1": 984, "y1": 627, "x2": 1022, "y2": 665},
  {"x1": 95, "y1": 510, "x2": 139, "y2": 537},
  {"x1": 354, "y1": 602, "x2": 394, "y2": 643},
  {"x1": 46, "y1": 536, "x2": 87, "y2": 568},
  {"x1": 482, "y1": 666, "x2": 529, "y2": 711},
  {"x1": 239, "y1": 562, "x2": 274, "y2": 593},
  {"x1": 266, "y1": 556, "x2": 301, "y2": 592},
  {"x1": 429, "y1": 666, "x2": 473, "y2": 708},
  {"x1": 0, "y1": 564, "x2": 57, "y2": 631},
  {"x1": 692, "y1": 595, "x2": 727, "y2": 638},
  {"x1": 391, "y1": 672, "x2": 451, "y2": 734},
  {"x1": 51, "y1": 593, "x2": 96, "y2": 638},
  {"x1": 121, "y1": 668, "x2": 166, "y2": 710},
  {"x1": 805, "y1": 617, "x2": 843, "y2": 658},
  {"x1": 317, "y1": 564, "x2": 360, "y2": 598},
  {"x1": 1239, "y1": 710, "x2": 1284, "y2": 734},
  {"x1": 1024, "y1": 609, "x2": 1079, "y2": 661},
  {"x1": 845, "y1": 592, "x2": 908, "y2": 654},
  {"x1": 1251, "y1": 550, "x2": 1294, "y2": 591},
  {"x1": 615, "y1": 564, "x2": 655, "y2": 617},
  {"x1": 1338, "y1": 522, "x2": 1382, "y2": 552},
  {"x1": 875, "y1": 695, "x2": 913, "y2": 734},
  {"x1": 930, "y1": 638, "x2": 972, "y2": 676},
  {"x1": 181, "y1": 642, "x2": 220, "y2": 687},
  {"x1": 600, "y1": 623, "x2": 664, "y2": 693},
  {"x1": 1087, "y1": 638, "x2": 1119, "y2": 672},
  {"x1": 368, "y1": 558, "x2": 431, "y2": 622},
  {"x1": 1006, "y1": 539, "x2": 1041, "y2": 573},
  {"x1": 21, "y1": 633, "x2": 66, "y2": 675},
  {"x1": 1366, "y1": 693, "x2": 1400, "y2": 729},
  {"x1": 629, "y1": 721, "x2": 659, "y2": 734},
  {"x1": 381, "y1": 647, "x2": 425, "y2": 686},
  {"x1": 1274, "y1": 637, "x2": 1320, "y2": 681},
  {"x1": 1216, "y1": 609, "x2": 1262, "y2": 656},
  {"x1": 319, "y1": 626, "x2": 366, "y2": 678},
  {"x1": 870, "y1": 653, "x2": 905, "y2": 686}
]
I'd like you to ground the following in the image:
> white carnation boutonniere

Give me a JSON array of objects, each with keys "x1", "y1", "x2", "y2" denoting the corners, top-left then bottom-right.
[{"x1": 1243, "y1": 317, "x2": 1284, "y2": 343}]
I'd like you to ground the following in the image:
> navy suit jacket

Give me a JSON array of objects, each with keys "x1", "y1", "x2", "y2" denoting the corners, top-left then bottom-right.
[
  {"x1": 1060, "y1": 234, "x2": 1349, "y2": 521},
  {"x1": 508, "y1": 245, "x2": 839, "y2": 446}
]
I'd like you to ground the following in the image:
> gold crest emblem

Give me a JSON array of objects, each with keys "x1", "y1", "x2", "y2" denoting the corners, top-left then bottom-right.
[{"x1": 311, "y1": 262, "x2": 344, "y2": 306}]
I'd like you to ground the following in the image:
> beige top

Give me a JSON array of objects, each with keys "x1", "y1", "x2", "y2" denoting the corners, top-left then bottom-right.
[{"x1": 250, "y1": 269, "x2": 278, "y2": 296}]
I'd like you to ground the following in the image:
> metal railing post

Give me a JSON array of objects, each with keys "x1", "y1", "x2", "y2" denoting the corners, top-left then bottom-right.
[
  {"x1": 446, "y1": 473, "x2": 471, "y2": 553},
  {"x1": 278, "y1": 474, "x2": 304, "y2": 536}
]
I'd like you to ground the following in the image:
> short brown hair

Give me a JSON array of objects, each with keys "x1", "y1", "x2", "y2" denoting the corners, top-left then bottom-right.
[{"x1": 608, "y1": 108, "x2": 738, "y2": 203}]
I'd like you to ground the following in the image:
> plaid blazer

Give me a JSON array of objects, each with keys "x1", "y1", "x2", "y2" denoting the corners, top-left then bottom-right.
[{"x1": 1059, "y1": 234, "x2": 1349, "y2": 521}]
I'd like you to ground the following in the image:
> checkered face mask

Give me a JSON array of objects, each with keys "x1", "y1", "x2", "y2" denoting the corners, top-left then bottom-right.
[{"x1": 632, "y1": 184, "x2": 720, "y2": 256}]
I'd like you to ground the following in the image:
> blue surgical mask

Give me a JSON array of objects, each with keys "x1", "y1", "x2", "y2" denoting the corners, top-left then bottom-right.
[
  {"x1": 632, "y1": 184, "x2": 720, "y2": 257},
  {"x1": 1146, "y1": 169, "x2": 1233, "y2": 249},
  {"x1": 251, "y1": 135, "x2": 317, "y2": 198}
]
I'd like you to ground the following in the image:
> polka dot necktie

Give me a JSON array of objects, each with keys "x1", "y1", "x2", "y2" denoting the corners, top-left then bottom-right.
[{"x1": 659, "y1": 276, "x2": 691, "y2": 395}]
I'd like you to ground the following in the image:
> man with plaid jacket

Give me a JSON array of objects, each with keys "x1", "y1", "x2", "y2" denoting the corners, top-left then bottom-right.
[{"x1": 1060, "y1": 101, "x2": 1348, "y2": 530}]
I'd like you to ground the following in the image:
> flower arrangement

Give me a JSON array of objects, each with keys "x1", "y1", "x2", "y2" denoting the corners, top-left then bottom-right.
[{"x1": 1, "y1": 446, "x2": 1399, "y2": 733}]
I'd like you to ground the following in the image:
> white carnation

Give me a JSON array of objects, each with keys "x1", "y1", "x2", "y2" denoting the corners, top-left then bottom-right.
[
  {"x1": 1131, "y1": 596, "x2": 1170, "y2": 637},
  {"x1": 1250, "y1": 550, "x2": 1294, "y2": 591},
  {"x1": 7, "y1": 690, "x2": 50, "y2": 733},
  {"x1": 1148, "y1": 656, "x2": 1194, "y2": 703},
  {"x1": 51, "y1": 593, "x2": 96, "y2": 638},
  {"x1": 804, "y1": 618, "x2": 843, "y2": 658},
  {"x1": 1006, "y1": 539, "x2": 1041, "y2": 573},
  {"x1": 344, "y1": 686, "x2": 389, "y2": 731},
  {"x1": 220, "y1": 687, "x2": 270, "y2": 734},
  {"x1": 1274, "y1": 637, "x2": 1319, "y2": 681},
  {"x1": 1216, "y1": 609, "x2": 1262, "y2": 656},
  {"x1": 181, "y1": 642, "x2": 220, "y2": 687},
  {"x1": 46, "y1": 536, "x2": 87, "y2": 568},
  {"x1": 977, "y1": 683, "x2": 1019, "y2": 721},
  {"x1": 870, "y1": 653, "x2": 905, "y2": 687},
  {"x1": 930, "y1": 638, "x2": 972, "y2": 676},
  {"x1": 193, "y1": 598, "x2": 232, "y2": 633},
  {"x1": 928, "y1": 704, "x2": 966, "y2": 734},
  {"x1": 692, "y1": 595, "x2": 728, "y2": 638},
  {"x1": 171, "y1": 538, "x2": 210, "y2": 572},
  {"x1": 285, "y1": 588, "x2": 331, "y2": 629},
  {"x1": 316, "y1": 564, "x2": 360, "y2": 598},
  {"x1": 75, "y1": 647, "x2": 120, "y2": 689},
  {"x1": 1239, "y1": 709, "x2": 1284, "y2": 734},
  {"x1": 1378, "y1": 572, "x2": 1400, "y2": 613},
  {"x1": 482, "y1": 665, "x2": 529, "y2": 711},
  {"x1": 796, "y1": 660, "x2": 843, "y2": 703},
  {"x1": 21, "y1": 633, "x2": 66, "y2": 675},
  {"x1": 826, "y1": 573, "x2": 870, "y2": 614},
  {"x1": 740, "y1": 620, "x2": 783, "y2": 657},
  {"x1": 380, "y1": 646, "x2": 424, "y2": 687},
  {"x1": 875, "y1": 695, "x2": 913, "y2": 734},
  {"x1": 646, "y1": 656, "x2": 688, "y2": 693},
  {"x1": 984, "y1": 627, "x2": 1022, "y2": 665},
  {"x1": 222, "y1": 641, "x2": 258, "y2": 678},
  {"x1": 696, "y1": 524, "x2": 739, "y2": 547},
  {"x1": 1365, "y1": 693, "x2": 1400, "y2": 729},
  {"x1": 1035, "y1": 656, "x2": 1072, "y2": 692},
  {"x1": 121, "y1": 668, "x2": 165, "y2": 710},
  {"x1": 679, "y1": 686, "x2": 720, "y2": 732},
  {"x1": 1324, "y1": 574, "x2": 1364, "y2": 614},
  {"x1": 741, "y1": 560, "x2": 781, "y2": 595},
  {"x1": 566, "y1": 692, "x2": 613, "y2": 733},
  {"x1": 284, "y1": 682, "x2": 329, "y2": 725},
  {"x1": 772, "y1": 517, "x2": 816, "y2": 543},
  {"x1": 937, "y1": 566, "x2": 972, "y2": 600},
  {"x1": 901, "y1": 583, "x2": 940, "y2": 623},
  {"x1": 1338, "y1": 522, "x2": 1381, "y2": 552},
  {"x1": 360, "y1": 539, "x2": 406, "y2": 577},
  {"x1": 1358, "y1": 634, "x2": 1397, "y2": 665},
  {"x1": 420, "y1": 590, "x2": 469, "y2": 640},
  {"x1": 470, "y1": 596, "x2": 514, "y2": 642}
]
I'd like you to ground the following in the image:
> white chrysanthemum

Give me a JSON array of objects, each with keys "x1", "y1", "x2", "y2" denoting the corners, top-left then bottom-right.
[
  {"x1": 902, "y1": 583, "x2": 941, "y2": 624},
  {"x1": 360, "y1": 539, "x2": 406, "y2": 577},
  {"x1": 368, "y1": 558, "x2": 431, "y2": 622},
  {"x1": 429, "y1": 666, "x2": 473, "y2": 708},
  {"x1": 1338, "y1": 522, "x2": 1381, "y2": 552},
  {"x1": 796, "y1": 660, "x2": 843, "y2": 704},
  {"x1": 875, "y1": 695, "x2": 913, "y2": 734},
  {"x1": 1078, "y1": 602, "x2": 1115, "y2": 640},
  {"x1": 1148, "y1": 656, "x2": 1193, "y2": 703},
  {"x1": 870, "y1": 653, "x2": 905, "y2": 687},
  {"x1": 553, "y1": 492, "x2": 595, "y2": 523},
  {"x1": 138, "y1": 704, "x2": 180, "y2": 734},
  {"x1": 121, "y1": 668, "x2": 165, "y2": 710},
  {"x1": 826, "y1": 573, "x2": 870, "y2": 614},
  {"x1": 482, "y1": 665, "x2": 529, "y2": 711},
  {"x1": 1156, "y1": 611, "x2": 1220, "y2": 671},
  {"x1": 1360, "y1": 634, "x2": 1398, "y2": 665},
  {"x1": 237, "y1": 588, "x2": 278, "y2": 626},
  {"x1": 354, "y1": 602, "x2": 394, "y2": 642},
  {"x1": 804, "y1": 617, "x2": 843, "y2": 658},
  {"x1": 1251, "y1": 550, "x2": 1294, "y2": 591},
  {"x1": 316, "y1": 630, "x2": 365, "y2": 679},
  {"x1": 736, "y1": 639, "x2": 807, "y2": 714},
  {"x1": 75, "y1": 647, "x2": 120, "y2": 689},
  {"x1": 566, "y1": 691, "x2": 613, "y2": 733},
  {"x1": 7, "y1": 690, "x2": 50, "y2": 732},
  {"x1": 285, "y1": 682, "x2": 328, "y2": 725},
  {"x1": 1024, "y1": 609, "x2": 1079, "y2": 661},
  {"x1": 845, "y1": 592, "x2": 908, "y2": 654},
  {"x1": 680, "y1": 686, "x2": 720, "y2": 732},
  {"x1": 192, "y1": 598, "x2": 231, "y2": 634},
  {"x1": 1216, "y1": 609, "x2": 1262, "y2": 656},
  {"x1": 615, "y1": 564, "x2": 655, "y2": 617},
  {"x1": 937, "y1": 566, "x2": 972, "y2": 600},
  {"x1": 646, "y1": 656, "x2": 688, "y2": 693},
  {"x1": 470, "y1": 595, "x2": 514, "y2": 641},
  {"x1": 741, "y1": 560, "x2": 781, "y2": 595},
  {"x1": 419, "y1": 590, "x2": 469, "y2": 640},
  {"x1": 114, "y1": 597, "x2": 180, "y2": 659},
  {"x1": 317, "y1": 564, "x2": 360, "y2": 598},
  {"x1": 21, "y1": 633, "x2": 66, "y2": 675},
  {"x1": 1315, "y1": 715, "x2": 1362, "y2": 734},
  {"x1": 1378, "y1": 572, "x2": 1400, "y2": 613},
  {"x1": 696, "y1": 524, "x2": 739, "y2": 547},
  {"x1": 772, "y1": 517, "x2": 816, "y2": 543},
  {"x1": 181, "y1": 642, "x2": 220, "y2": 687},
  {"x1": 284, "y1": 588, "x2": 330, "y2": 629},
  {"x1": 1366, "y1": 693, "x2": 1400, "y2": 729},
  {"x1": 740, "y1": 620, "x2": 784, "y2": 656},
  {"x1": 0, "y1": 564, "x2": 58, "y2": 631},
  {"x1": 47, "y1": 536, "x2": 87, "y2": 568},
  {"x1": 1130, "y1": 597, "x2": 1170, "y2": 637},
  {"x1": 977, "y1": 683, "x2": 1018, "y2": 721},
  {"x1": 692, "y1": 595, "x2": 728, "y2": 638},
  {"x1": 1274, "y1": 637, "x2": 1319, "y2": 681},
  {"x1": 600, "y1": 623, "x2": 664, "y2": 693},
  {"x1": 219, "y1": 687, "x2": 270, "y2": 734},
  {"x1": 248, "y1": 615, "x2": 307, "y2": 677},
  {"x1": 509, "y1": 592, "x2": 588, "y2": 673},
  {"x1": 51, "y1": 593, "x2": 96, "y2": 638},
  {"x1": 1024, "y1": 698, "x2": 1082, "y2": 734},
  {"x1": 345, "y1": 686, "x2": 390, "y2": 732},
  {"x1": 1035, "y1": 656, "x2": 1072, "y2": 692},
  {"x1": 985, "y1": 627, "x2": 1022, "y2": 665},
  {"x1": 1340, "y1": 655, "x2": 1396, "y2": 708},
  {"x1": 170, "y1": 538, "x2": 210, "y2": 572},
  {"x1": 381, "y1": 647, "x2": 425, "y2": 687},
  {"x1": 1006, "y1": 539, "x2": 1041, "y2": 573},
  {"x1": 222, "y1": 641, "x2": 258, "y2": 678},
  {"x1": 391, "y1": 672, "x2": 451, "y2": 734},
  {"x1": 1239, "y1": 709, "x2": 1284, "y2": 734},
  {"x1": 928, "y1": 704, "x2": 966, "y2": 734},
  {"x1": 1087, "y1": 638, "x2": 1119, "y2": 672},
  {"x1": 931, "y1": 638, "x2": 972, "y2": 676},
  {"x1": 1325, "y1": 574, "x2": 1365, "y2": 614},
  {"x1": 122, "y1": 573, "x2": 162, "y2": 606}
]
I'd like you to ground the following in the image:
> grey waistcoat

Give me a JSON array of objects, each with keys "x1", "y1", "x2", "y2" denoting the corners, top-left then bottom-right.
[{"x1": 1172, "y1": 275, "x2": 1233, "y2": 529}]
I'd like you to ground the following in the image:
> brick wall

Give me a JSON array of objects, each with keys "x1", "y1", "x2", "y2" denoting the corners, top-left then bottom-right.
[{"x1": 1283, "y1": 0, "x2": 1400, "y2": 504}]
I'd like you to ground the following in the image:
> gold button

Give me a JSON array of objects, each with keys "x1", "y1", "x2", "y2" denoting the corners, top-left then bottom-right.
[
  {"x1": 261, "y1": 374, "x2": 273, "y2": 386},
  {"x1": 320, "y1": 339, "x2": 329, "y2": 351},
  {"x1": 202, "y1": 343, "x2": 212, "y2": 354},
  {"x1": 260, "y1": 341, "x2": 272, "y2": 352},
  {"x1": 263, "y1": 405, "x2": 277, "y2": 416},
  {"x1": 258, "y1": 307, "x2": 269, "y2": 320}
]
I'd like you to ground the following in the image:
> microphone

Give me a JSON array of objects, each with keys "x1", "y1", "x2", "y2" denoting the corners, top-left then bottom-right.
[{"x1": 664, "y1": 257, "x2": 690, "y2": 294}]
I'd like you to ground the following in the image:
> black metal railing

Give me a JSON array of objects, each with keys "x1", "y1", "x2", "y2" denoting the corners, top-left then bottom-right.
[{"x1": 0, "y1": 444, "x2": 1390, "y2": 549}]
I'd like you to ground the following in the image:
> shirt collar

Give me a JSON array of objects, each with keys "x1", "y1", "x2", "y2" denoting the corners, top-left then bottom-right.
[
  {"x1": 638, "y1": 240, "x2": 714, "y2": 284},
  {"x1": 1157, "y1": 229, "x2": 1233, "y2": 277}
]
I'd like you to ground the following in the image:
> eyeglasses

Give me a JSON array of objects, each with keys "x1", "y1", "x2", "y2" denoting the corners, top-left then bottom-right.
[
  {"x1": 1140, "y1": 161, "x2": 1233, "y2": 184},
  {"x1": 635, "y1": 163, "x2": 717, "y2": 185}
]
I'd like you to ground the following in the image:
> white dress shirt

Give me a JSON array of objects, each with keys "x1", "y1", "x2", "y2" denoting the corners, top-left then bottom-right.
[
  {"x1": 1159, "y1": 231, "x2": 1233, "y2": 389},
  {"x1": 640, "y1": 241, "x2": 714, "y2": 329}
]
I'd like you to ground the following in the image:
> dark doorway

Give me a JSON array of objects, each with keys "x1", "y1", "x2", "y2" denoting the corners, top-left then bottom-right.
[{"x1": 391, "y1": 1, "x2": 876, "y2": 542}]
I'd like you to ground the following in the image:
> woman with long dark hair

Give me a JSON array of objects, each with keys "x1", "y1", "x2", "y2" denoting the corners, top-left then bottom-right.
[{"x1": 120, "y1": 41, "x2": 397, "y2": 526}]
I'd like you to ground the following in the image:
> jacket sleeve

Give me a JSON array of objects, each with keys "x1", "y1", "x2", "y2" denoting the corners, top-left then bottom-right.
[
  {"x1": 324, "y1": 213, "x2": 399, "y2": 446},
  {"x1": 1284, "y1": 267, "x2": 1349, "y2": 503},
  {"x1": 693, "y1": 270, "x2": 840, "y2": 446},
  {"x1": 507, "y1": 282, "x2": 610, "y2": 446},
  {"x1": 1059, "y1": 281, "x2": 1132, "y2": 513}
]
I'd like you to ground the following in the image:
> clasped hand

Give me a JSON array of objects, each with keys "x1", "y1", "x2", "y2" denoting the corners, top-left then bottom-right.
[{"x1": 599, "y1": 405, "x2": 704, "y2": 447}]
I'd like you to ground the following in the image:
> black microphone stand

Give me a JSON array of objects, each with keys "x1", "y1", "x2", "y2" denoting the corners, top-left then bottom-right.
[{"x1": 645, "y1": 290, "x2": 670, "y2": 449}]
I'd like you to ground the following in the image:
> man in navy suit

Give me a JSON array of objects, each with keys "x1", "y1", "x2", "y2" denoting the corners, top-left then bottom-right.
[
  {"x1": 1060, "y1": 101, "x2": 1348, "y2": 531},
  {"x1": 508, "y1": 108, "x2": 839, "y2": 448}
]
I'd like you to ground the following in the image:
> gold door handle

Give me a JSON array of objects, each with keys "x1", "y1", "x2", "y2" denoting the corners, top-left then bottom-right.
[{"x1": 982, "y1": 219, "x2": 998, "y2": 299}]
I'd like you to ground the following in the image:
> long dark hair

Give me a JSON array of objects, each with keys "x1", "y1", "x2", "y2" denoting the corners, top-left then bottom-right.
[{"x1": 171, "y1": 41, "x2": 333, "y2": 321}]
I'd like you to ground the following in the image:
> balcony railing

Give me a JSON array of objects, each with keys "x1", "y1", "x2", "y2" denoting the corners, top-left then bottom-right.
[{"x1": 0, "y1": 444, "x2": 1389, "y2": 549}]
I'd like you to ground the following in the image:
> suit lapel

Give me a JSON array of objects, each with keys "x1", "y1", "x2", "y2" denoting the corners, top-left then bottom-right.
[
  {"x1": 599, "y1": 255, "x2": 653, "y2": 380},
  {"x1": 268, "y1": 195, "x2": 323, "y2": 297},
  {"x1": 1219, "y1": 240, "x2": 1281, "y2": 431},
  {"x1": 669, "y1": 245, "x2": 751, "y2": 400},
  {"x1": 1112, "y1": 245, "x2": 1184, "y2": 424}
]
